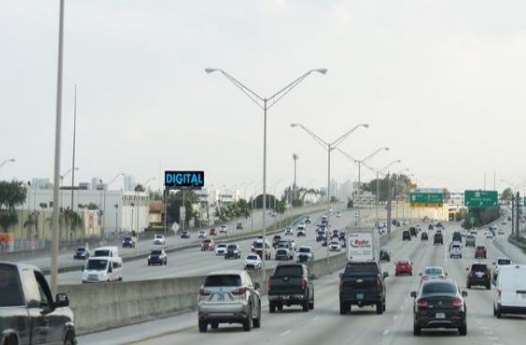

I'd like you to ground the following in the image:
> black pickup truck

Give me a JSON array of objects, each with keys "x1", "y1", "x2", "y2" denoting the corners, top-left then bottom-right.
[
  {"x1": 0, "y1": 262, "x2": 77, "y2": 345},
  {"x1": 268, "y1": 263, "x2": 314, "y2": 312},
  {"x1": 339, "y1": 261, "x2": 388, "y2": 315}
]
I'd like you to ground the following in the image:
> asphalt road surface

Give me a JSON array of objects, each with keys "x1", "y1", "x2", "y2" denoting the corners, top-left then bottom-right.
[
  {"x1": 58, "y1": 207, "x2": 377, "y2": 284},
  {"x1": 79, "y1": 218, "x2": 526, "y2": 345}
]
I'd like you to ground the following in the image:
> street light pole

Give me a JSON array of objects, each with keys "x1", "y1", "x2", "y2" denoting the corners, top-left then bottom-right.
[
  {"x1": 206, "y1": 67, "x2": 327, "y2": 282},
  {"x1": 50, "y1": 0, "x2": 65, "y2": 294},
  {"x1": 290, "y1": 122, "x2": 369, "y2": 262},
  {"x1": 71, "y1": 84, "x2": 78, "y2": 211}
]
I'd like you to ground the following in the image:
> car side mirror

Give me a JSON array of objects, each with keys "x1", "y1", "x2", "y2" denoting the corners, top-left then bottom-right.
[
  {"x1": 383, "y1": 272, "x2": 389, "y2": 279},
  {"x1": 54, "y1": 293, "x2": 69, "y2": 308},
  {"x1": 254, "y1": 282, "x2": 261, "y2": 290},
  {"x1": 462, "y1": 291, "x2": 468, "y2": 297},
  {"x1": 410, "y1": 291, "x2": 417, "y2": 298}
]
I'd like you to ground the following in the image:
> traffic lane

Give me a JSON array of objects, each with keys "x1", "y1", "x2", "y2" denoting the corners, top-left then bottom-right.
[
  {"x1": 115, "y1": 220, "x2": 431, "y2": 345},
  {"x1": 57, "y1": 210, "x2": 358, "y2": 284},
  {"x1": 440, "y1": 229, "x2": 525, "y2": 345}
]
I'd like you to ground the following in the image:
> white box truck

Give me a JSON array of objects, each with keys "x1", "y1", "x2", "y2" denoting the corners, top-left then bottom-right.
[{"x1": 347, "y1": 231, "x2": 378, "y2": 262}]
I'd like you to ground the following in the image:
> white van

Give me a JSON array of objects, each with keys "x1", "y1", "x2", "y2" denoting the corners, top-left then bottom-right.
[
  {"x1": 493, "y1": 264, "x2": 526, "y2": 318},
  {"x1": 82, "y1": 256, "x2": 123, "y2": 283},
  {"x1": 449, "y1": 243, "x2": 462, "y2": 259},
  {"x1": 92, "y1": 246, "x2": 119, "y2": 258}
]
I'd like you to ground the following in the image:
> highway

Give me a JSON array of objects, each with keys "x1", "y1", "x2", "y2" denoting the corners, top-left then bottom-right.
[
  {"x1": 78, "y1": 218, "x2": 526, "y2": 345},
  {"x1": 16, "y1": 204, "x2": 328, "y2": 274},
  {"x1": 58, "y1": 207, "x2": 375, "y2": 284}
]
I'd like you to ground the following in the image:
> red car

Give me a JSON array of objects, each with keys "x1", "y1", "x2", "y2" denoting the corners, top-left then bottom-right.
[
  {"x1": 201, "y1": 239, "x2": 215, "y2": 251},
  {"x1": 395, "y1": 260, "x2": 413, "y2": 276},
  {"x1": 209, "y1": 228, "x2": 217, "y2": 236},
  {"x1": 474, "y1": 246, "x2": 487, "y2": 259}
]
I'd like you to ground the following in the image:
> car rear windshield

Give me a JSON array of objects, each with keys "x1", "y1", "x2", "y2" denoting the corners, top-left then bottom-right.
[
  {"x1": 422, "y1": 282, "x2": 457, "y2": 295},
  {"x1": 498, "y1": 259, "x2": 511, "y2": 265},
  {"x1": 274, "y1": 265, "x2": 303, "y2": 277},
  {"x1": 471, "y1": 264, "x2": 488, "y2": 272},
  {"x1": 94, "y1": 250, "x2": 110, "y2": 257},
  {"x1": 151, "y1": 250, "x2": 162, "y2": 255},
  {"x1": 344, "y1": 262, "x2": 379, "y2": 274},
  {"x1": 247, "y1": 255, "x2": 258, "y2": 260},
  {"x1": 299, "y1": 247, "x2": 311, "y2": 253},
  {"x1": 227, "y1": 245, "x2": 237, "y2": 250},
  {"x1": 0, "y1": 264, "x2": 24, "y2": 306},
  {"x1": 87, "y1": 259, "x2": 108, "y2": 271},
  {"x1": 425, "y1": 267, "x2": 443, "y2": 275},
  {"x1": 276, "y1": 249, "x2": 288, "y2": 255},
  {"x1": 204, "y1": 274, "x2": 241, "y2": 287},
  {"x1": 124, "y1": 237, "x2": 132, "y2": 241}
]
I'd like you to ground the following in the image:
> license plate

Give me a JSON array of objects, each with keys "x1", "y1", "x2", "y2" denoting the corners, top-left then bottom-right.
[
  {"x1": 435, "y1": 313, "x2": 446, "y2": 319},
  {"x1": 356, "y1": 293, "x2": 364, "y2": 300}
]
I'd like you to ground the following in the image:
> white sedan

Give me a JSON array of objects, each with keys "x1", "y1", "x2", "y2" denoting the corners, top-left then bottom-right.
[
  {"x1": 153, "y1": 234, "x2": 166, "y2": 245},
  {"x1": 244, "y1": 254, "x2": 262, "y2": 270},
  {"x1": 328, "y1": 241, "x2": 341, "y2": 252},
  {"x1": 215, "y1": 243, "x2": 227, "y2": 256}
]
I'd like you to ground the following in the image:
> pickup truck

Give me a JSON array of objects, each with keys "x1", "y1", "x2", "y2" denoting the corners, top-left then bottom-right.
[
  {"x1": 339, "y1": 261, "x2": 388, "y2": 315},
  {"x1": 268, "y1": 263, "x2": 314, "y2": 313},
  {"x1": 0, "y1": 262, "x2": 77, "y2": 345}
]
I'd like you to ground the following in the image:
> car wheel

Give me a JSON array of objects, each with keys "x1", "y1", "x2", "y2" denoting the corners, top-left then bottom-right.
[
  {"x1": 269, "y1": 303, "x2": 276, "y2": 313},
  {"x1": 339, "y1": 301, "x2": 347, "y2": 315},
  {"x1": 486, "y1": 283, "x2": 491, "y2": 290},
  {"x1": 413, "y1": 324, "x2": 421, "y2": 336},
  {"x1": 198, "y1": 320, "x2": 208, "y2": 333},
  {"x1": 495, "y1": 306, "x2": 502, "y2": 318},
  {"x1": 459, "y1": 324, "x2": 467, "y2": 336},
  {"x1": 211, "y1": 322, "x2": 219, "y2": 330},
  {"x1": 243, "y1": 307, "x2": 253, "y2": 331},
  {"x1": 302, "y1": 300, "x2": 309, "y2": 312},
  {"x1": 277, "y1": 304, "x2": 283, "y2": 312},
  {"x1": 309, "y1": 300, "x2": 314, "y2": 310},
  {"x1": 467, "y1": 282, "x2": 471, "y2": 289},
  {"x1": 64, "y1": 332, "x2": 75, "y2": 345},
  {"x1": 253, "y1": 303, "x2": 261, "y2": 328},
  {"x1": 376, "y1": 302, "x2": 383, "y2": 314}
]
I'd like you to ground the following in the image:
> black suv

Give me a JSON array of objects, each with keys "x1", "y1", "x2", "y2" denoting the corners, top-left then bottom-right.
[
  {"x1": 403, "y1": 230, "x2": 411, "y2": 241},
  {"x1": 268, "y1": 264, "x2": 314, "y2": 312},
  {"x1": 339, "y1": 261, "x2": 388, "y2": 315},
  {"x1": 452, "y1": 231, "x2": 462, "y2": 243},
  {"x1": 411, "y1": 280, "x2": 467, "y2": 336},
  {"x1": 421, "y1": 232, "x2": 428, "y2": 241},
  {"x1": 433, "y1": 232, "x2": 443, "y2": 245},
  {"x1": 466, "y1": 263, "x2": 491, "y2": 289},
  {"x1": 409, "y1": 227, "x2": 417, "y2": 237}
]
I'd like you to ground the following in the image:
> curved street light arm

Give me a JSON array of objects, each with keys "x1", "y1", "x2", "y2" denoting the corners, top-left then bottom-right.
[
  {"x1": 291, "y1": 123, "x2": 330, "y2": 149},
  {"x1": 331, "y1": 124, "x2": 368, "y2": 148}
]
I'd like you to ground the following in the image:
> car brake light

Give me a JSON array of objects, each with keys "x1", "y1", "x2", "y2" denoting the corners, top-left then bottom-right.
[
  {"x1": 300, "y1": 279, "x2": 306, "y2": 290},
  {"x1": 452, "y1": 297, "x2": 463, "y2": 308},
  {"x1": 417, "y1": 298, "x2": 429, "y2": 309},
  {"x1": 200, "y1": 288, "x2": 211, "y2": 296},
  {"x1": 232, "y1": 287, "x2": 247, "y2": 296}
]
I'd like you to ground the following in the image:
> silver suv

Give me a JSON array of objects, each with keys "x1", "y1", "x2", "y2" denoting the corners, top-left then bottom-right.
[{"x1": 198, "y1": 270, "x2": 262, "y2": 332}]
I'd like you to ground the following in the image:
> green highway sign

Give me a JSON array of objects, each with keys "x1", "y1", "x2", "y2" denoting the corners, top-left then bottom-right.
[
  {"x1": 409, "y1": 192, "x2": 443, "y2": 207},
  {"x1": 464, "y1": 190, "x2": 498, "y2": 208}
]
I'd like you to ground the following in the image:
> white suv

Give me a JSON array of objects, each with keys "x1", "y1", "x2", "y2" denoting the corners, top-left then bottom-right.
[{"x1": 198, "y1": 271, "x2": 262, "y2": 332}]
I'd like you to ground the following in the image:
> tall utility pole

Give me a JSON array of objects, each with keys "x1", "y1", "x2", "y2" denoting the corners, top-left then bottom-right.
[
  {"x1": 512, "y1": 195, "x2": 515, "y2": 236},
  {"x1": 292, "y1": 153, "x2": 298, "y2": 206},
  {"x1": 70, "y1": 84, "x2": 78, "y2": 210},
  {"x1": 386, "y1": 172, "x2": 393, "y2": 236},
  {"x1": 516, "y1": 192, "x2": 521, "y2": 240},
  {"x1": 206, "y1": 67, "x2": 327, "y2": 283},
  {"x1": 50, "y1": 0, "x2": 65, "y2": 294}
]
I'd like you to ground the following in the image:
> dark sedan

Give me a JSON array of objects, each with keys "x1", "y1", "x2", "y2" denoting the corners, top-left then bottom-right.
[
  {"x1": 411, "y1": 280, "x2": 468, "y2": 336},
  {"x1": 147, "y1": 249, "x2": 168, "y2": 265},
  {"x1": 73, "y1": 247, "x2": 90, "y2": 260}
]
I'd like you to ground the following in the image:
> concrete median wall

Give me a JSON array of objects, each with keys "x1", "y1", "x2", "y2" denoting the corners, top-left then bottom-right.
[{"x1": 59, "y1": 253, "x2": 348, "y2": 335}]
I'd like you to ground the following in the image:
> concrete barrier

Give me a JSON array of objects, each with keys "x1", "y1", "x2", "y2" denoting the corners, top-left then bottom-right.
[{"x1": 59, "y1": 253, "x2": 348, "y2": 334}]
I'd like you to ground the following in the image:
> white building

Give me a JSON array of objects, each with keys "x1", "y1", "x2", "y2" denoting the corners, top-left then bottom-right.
[{"x1": 21, "y1": 188, "x2": 149, "y2": 236}]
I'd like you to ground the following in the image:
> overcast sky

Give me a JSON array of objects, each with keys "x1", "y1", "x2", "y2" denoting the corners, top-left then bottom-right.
[{"x1": 2, "y1": 0, "x2": 526, "y2": 194}]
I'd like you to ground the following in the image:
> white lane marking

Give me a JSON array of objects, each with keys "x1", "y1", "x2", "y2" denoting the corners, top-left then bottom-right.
[
  {"x1": 383, "y1": 329, "x2": 390, "y2": 336},
  {"x1": 311, "y1": 316, "x2": 319, "y2": 321},
  {"x1": 280, "y1": 330, "x2": 291, "y2": 336}
]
